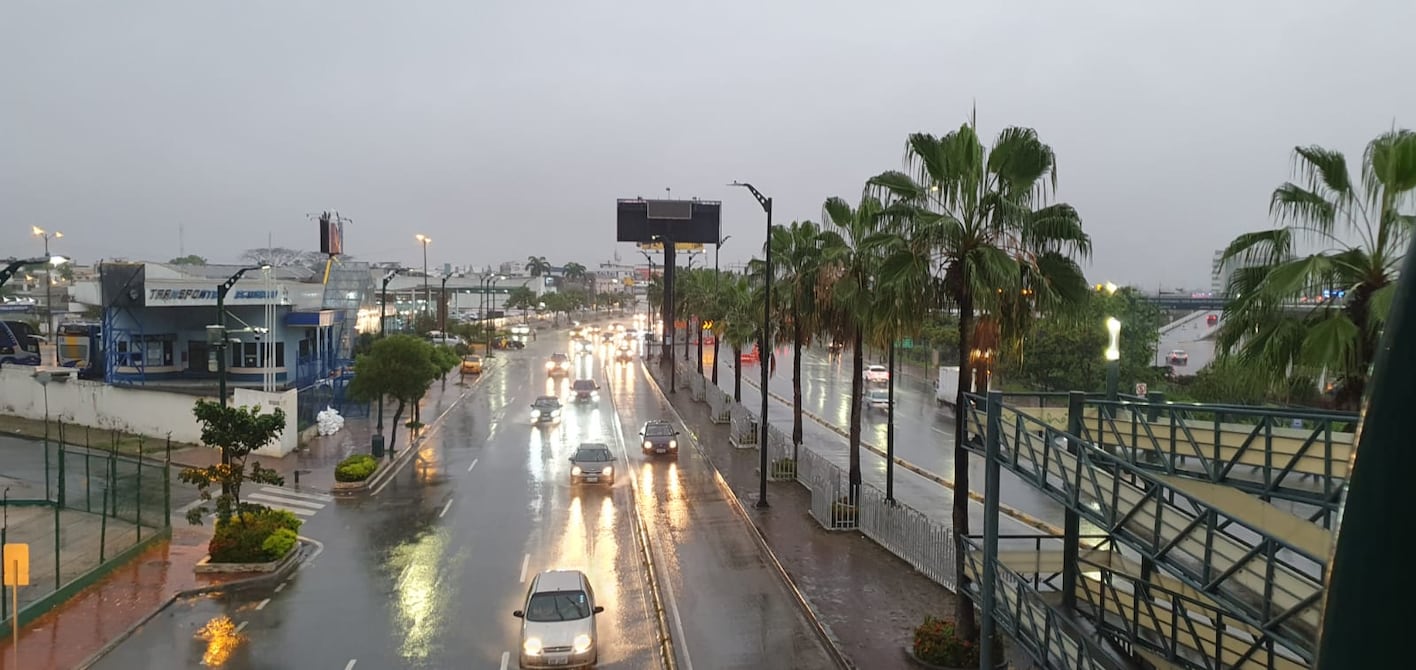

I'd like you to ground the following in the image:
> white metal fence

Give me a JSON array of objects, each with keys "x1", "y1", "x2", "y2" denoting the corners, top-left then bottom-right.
[{"x1": 667, "y1": 361, "x2": 960, "y2": 590}]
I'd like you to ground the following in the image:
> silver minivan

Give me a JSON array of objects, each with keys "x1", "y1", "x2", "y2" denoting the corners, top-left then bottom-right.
[{"x1": 514, "y1": 569, "x2": 604, "y2": 668}]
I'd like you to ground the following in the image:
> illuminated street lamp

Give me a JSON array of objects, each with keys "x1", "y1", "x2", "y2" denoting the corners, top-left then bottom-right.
[
  {"x1": 31, "y1": 227, "x2": 63, "y2": 364},
  {"x1": 1104, "y1": 316, "x2": 1122, "y2": 403},
  {"x1": 415, "y1": 234, "x2": 432, "y2": 319}
]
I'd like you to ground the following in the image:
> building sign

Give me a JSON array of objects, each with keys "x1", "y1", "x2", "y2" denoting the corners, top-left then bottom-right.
[{"x1": 144, "y1": 284, "x2": 289, "y2": 307}]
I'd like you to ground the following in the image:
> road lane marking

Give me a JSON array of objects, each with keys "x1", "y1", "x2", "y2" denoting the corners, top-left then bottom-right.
[
  {"x1": 396, "y1": 564, "x2": 413, "y2": 589},
  {"x1": 258, "y1": 486, "x2": 333, "y2": 502},
  {"x1": 499, "y1": 651, "x2": 509, "y2": 670},
  {"x1": 519, "y1": 553, "x2": 530, "y2": 583},
  {"x1": 467, "y1": 458, "x2": 478, "y2": 473},
  {"x1": 247, "y1": 493, "x2": 326, "y2": 510},
  {"x1": 255, "y1": 598, "x2": 270, "y2": 610},
  {"x1": 235, "y1": 620, "x2": 248, "y2": 633},
  {"x1": 345, "y1": 661, "x2": 357, "y2": 670},
  {"x1": 439, "y1": 498, "x2": 453, "y2": 518},
  {"x1": 274, "y1": 582, "x2": 286, "y2": 593}
]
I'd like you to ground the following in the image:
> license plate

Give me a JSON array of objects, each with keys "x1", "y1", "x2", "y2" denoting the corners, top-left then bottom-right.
[
  {"x1": 548, "y1": 658, "x2": 568, "y2": 666},
  {"x1": 656, "y1": 448, "x2": 666, "y2": 453},
  {"x1": 584, "y1": 476, "x2": 598, "y2": 482}
]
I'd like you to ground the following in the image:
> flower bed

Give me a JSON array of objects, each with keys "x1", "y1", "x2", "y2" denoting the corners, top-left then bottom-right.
[
  {"x1": 206, "y1": 508, "x2": 303, "y2": 564},
  {"x1": 909, "y1": 616, "x2": 1005, "y2": 669},
  {"x1": 335, "y1": 454, "x2": 379, "y2": 482}
]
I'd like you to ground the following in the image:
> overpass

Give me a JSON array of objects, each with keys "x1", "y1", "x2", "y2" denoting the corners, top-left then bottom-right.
[{"x1": 959, "y1": 392, "x2": 1356, "y2": 669}]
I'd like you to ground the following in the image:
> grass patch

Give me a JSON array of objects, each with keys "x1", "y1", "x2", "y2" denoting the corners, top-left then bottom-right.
[{"x1": 0, "y1": 414, "x2": 201, "y2": 455}]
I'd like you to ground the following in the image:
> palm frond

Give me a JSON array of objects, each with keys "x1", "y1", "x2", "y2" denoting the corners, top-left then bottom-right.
[
  {"x1": 1292, "y1": 145, "x2": 1353, "y2": 197},
  {"x1": 1299, "y1": 312, "x2": 1361, "y2": 371},
  {"x1": 988, "y1": 126, "x2": 1057, "y2": 203},
  {"x1": 1269, "y1": 183, "x2": 1337, "y2": 237},
  {"x1": 1220, "y1": 229, "x2": 1293, "y2": 268}
]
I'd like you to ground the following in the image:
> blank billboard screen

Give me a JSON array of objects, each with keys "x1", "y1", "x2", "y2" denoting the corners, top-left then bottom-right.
[
  {"x1": 646, "y1": 199, "x2": 693, "y2": 220},
  {"x1": 617, "y1": 199, "x2": 721, "y2": 244}
]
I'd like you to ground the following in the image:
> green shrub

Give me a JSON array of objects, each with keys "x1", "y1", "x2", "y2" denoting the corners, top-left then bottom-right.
[
  {"x1": 335, "y1": 454, "x2": 379, "y2": 482},
  {"x1": 261, "y1": 528, "x2": 299, "y2": 559},
  {"x1": 208, "y1": 507, "x2": 304, "y2": 563},
  {"x1": 912, "y1": 616, "x2": 1004, "y2": 667}
]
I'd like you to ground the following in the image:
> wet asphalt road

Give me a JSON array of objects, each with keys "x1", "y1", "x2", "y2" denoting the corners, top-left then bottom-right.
[{"x1": 94, "y1": 326, "x2": 833, "y2": 669}]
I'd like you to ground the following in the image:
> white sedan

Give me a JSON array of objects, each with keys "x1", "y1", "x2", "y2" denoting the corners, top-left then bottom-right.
[{"x1": 863, "y1": 364, "x2": 890, "y2": 384}]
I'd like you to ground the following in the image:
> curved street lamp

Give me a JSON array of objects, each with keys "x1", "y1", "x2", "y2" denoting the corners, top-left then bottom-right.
[{"x1": 729, "y1": 180, "x2": 772, "y2": 509}]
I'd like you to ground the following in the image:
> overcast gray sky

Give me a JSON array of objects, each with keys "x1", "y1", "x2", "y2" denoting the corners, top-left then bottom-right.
[{"x1": 4, "y1": 1, "x2": 1412, "y2": 290}]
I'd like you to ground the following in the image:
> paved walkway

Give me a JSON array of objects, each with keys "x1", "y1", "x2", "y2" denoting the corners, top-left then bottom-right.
[{"x1": 647, "y1": 362, "x2": 1039, "y2": 669}]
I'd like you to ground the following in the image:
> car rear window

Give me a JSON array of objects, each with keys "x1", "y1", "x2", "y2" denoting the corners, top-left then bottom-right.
[{"x1": 573, "y1": 380, "x2": 595, "y2": 390}]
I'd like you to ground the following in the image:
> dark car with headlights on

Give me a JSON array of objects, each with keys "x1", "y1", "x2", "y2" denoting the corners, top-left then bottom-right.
[
  {"x1": 568, "y1": 444, "x2": 615, "y2": 485},
  {"x1": 530, "y1": 396, "x2": 563, "y2": 424},
  {"x1": 639, "y1": 420, "x2": 679, "y2": 457},
  {"x1": 545, "y1": 352, "x2": 571, "y2": 377},
  {"x1": 570, "y1": 379, "x2": 599, "y2": 403}
]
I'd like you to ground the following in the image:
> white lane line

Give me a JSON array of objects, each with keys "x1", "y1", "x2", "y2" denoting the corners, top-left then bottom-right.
[
  {"x1": 247, "y1": 493, "x2": 326, "y2": 510},
  {"x1": 519, "y1": 553, "x2": 530, "y2": 583},
  {"x1": 499, "y1": 651, "x2": 509, "y2": 670},
  {"x1": 274, "y1": 582, "x2": 286, "y2": 593},
  {"x1": 345, "y1": 660, "x2": 358, "y2": 670},
  {"x1": 259, "y1": 486, "x2": 333, "y2": 502},
  {"x1": 371, "y1": 448, "x2": 421, "y2": 496},
  {"x1": 396, "y1": 564, "x2": 414, "y2": 590},
  {"x1": 467, "y1": 458, "x2": 478, "y2": 473},
  {"x1": 248, "y1": 503, "x2": 316, "y2": 517},
  {"x1": 235, "y1": 620, "x2": 249, "y2": 633},
  {"x1": 439, "y1": 498, "x2": 453, "y2": 519},
  {"x1": 255, "y1": 598, "x2": 270, "y2": 610}
]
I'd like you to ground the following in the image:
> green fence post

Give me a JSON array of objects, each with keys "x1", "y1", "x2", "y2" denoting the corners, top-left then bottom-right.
[
  {"x1": 44, "y1": 437, "x2": 51, "y2": 500},
  {"x1": 1, "y1": 509, "x2": 7, "y2": 621},
  {"x1": 53, "y1": 500, "x2": 61, "y2": 590},
  {"x1": 99, "y1": 486, "x2": 108, "y2": 563},
  {"x1": 84, "y1": 446, "x2": 92, "y2": 513},
  {"x1": 136, "y1": 438, "x2": 143, "y2": 542},
  {"x1": 164, "y1": 436, "x2": 173, "y2": 528},
  {"x1": 109, "y1": 447, "x2": 117, "y2": 519},
  {"x1": 58, "y1": 436, "x2": 66, "y2": 509}
]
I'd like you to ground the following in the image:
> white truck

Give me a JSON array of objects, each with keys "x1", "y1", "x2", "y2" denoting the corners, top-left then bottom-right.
[{"x1": 935, "y1": 365, "x2": 989, "y2": 407}]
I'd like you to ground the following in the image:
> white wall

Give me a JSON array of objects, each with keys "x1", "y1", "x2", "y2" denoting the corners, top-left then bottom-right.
[{"x1": 0, "y1": 367, "x2": 298, "y2": 457}]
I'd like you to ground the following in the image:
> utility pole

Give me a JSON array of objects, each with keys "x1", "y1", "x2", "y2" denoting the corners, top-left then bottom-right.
[
  {"x1": 32, "y1": 226, "x2": 62, "y2": 365},
  {"x1": 729, "y1": 181, "x2": 773, "y2": 509}
]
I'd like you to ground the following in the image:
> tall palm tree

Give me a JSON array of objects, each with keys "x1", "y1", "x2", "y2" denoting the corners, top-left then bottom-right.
[
  {"x1": 818, "y1": 195, "x2": 889, "y2": 509},
  {"x1": 869, "y1": 116, "x2": 1091, "y2": 639},
  {"x1": 719, "y1": 275, "x2": 757, "y2": 402},
  {"x1": 525, "y1": 256, "x2": 552, "y2": 277},
  {"x1": 770, "y1": 220, "x2": 830, "y2": 457},
  {"x1": 562, "y1": 262, "x2": 588, "y2": 281},
  {"x1": 1219, "y1": 130, "x2": 1416, "y2": 409}
]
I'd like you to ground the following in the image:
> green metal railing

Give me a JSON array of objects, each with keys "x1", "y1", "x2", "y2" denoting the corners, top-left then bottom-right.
[{"x1": 0, "y1": 422, "x2": 171, "y2": 629}]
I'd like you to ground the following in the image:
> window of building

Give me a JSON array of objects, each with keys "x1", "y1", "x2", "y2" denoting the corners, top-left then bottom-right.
[
  {"x1": 116, "y1": 336, "x2": 174, "y2": 367},
  {"x1": 236, "y1": 342, "x2": 285, "y2": 368}
]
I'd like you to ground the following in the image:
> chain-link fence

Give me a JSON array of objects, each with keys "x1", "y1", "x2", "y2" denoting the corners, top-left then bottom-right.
[{"x1": 1, "y1": 422, "x2": 171, "y2": 630}]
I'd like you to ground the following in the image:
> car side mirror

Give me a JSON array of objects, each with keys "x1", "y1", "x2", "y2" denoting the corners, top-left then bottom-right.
[
  {"x1": 513, "y1": 610, "x2": 524, "y2": 618},
  {"x1": 592, "y1": 606, "x2": 604, "y2": 614},
  {"x1": 568, "y1": 457, "x2": 574, "y2": 463}
]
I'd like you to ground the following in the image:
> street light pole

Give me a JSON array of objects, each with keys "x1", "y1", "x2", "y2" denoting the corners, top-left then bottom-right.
[
  {"x1": 730, "y1": 181, "x2": 772, "y2": 509},
  {"x1": 374, "y1": 271, "x2": 395, "y2": 458},
  {"x1": 215, "y1": 264, "x2": 270, "y2": 480},
  {"x1": 440, "y1": 275, "x2": 451, "y2": 334},
  {"x1": 32, "y1": 226, "x2": 62, "y2": 365},
  {"x1": 415, "y1": 234, "x2": 432, "y2": 321}
]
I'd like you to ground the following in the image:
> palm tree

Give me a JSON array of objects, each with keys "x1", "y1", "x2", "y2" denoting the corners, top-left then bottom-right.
[
  {"x1": 719, "y1": 276, "x2": 757, "y2": 402},
  {"x1": 818, "y1": 195, "x2": 888, "y2": 510},
  {"x1": 1219, "y1": 130, "x2": 1416, "y2": 409},
  {"x1": 525, "y1": 256, "x2": 552, "y2": 277},
  {"x1": 770, "y1": 220, "x2": 830, "y2": 456},
  {"x1": 562, "y1": 262, "x2": 587, "y2": 281},
  {"x1": 869, "y1": 116, "x2": 1091, "y2": 639}
]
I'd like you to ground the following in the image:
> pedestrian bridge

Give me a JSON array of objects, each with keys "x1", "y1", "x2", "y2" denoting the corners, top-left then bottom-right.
[{"x1": 959, "y1": 392, "x2": 1355, "y2": 670}]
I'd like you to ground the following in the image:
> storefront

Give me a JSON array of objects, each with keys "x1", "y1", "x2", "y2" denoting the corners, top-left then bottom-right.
[{"x1": 92, "y1": 261, "x2": 376, "y2": 388}]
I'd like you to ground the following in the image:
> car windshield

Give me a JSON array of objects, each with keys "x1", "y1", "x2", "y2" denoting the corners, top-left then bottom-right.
[
  {"x1": 572, "y1": 380, "x2": 595, "y2": 391},
  {"x1": 643, "y1": 423, "x2": 674, "y2": 437},
  {"x1": 524, "y1": 590, "x2": 591, "y2": 622},
  {"x1": 534, "y1": 397, "x2": 560, "y2": 408},
  {"x1": 868, "y1": 390, "x2": 889, "y2": 400},
  {"x1": 573, "y1": 447, "x2": 612, "y2": 462},
  {"x1": 551, "y1": 353, "x2": 569, "y2": 362}
]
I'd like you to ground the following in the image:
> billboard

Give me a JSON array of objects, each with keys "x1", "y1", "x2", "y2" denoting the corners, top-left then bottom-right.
[
  {"x1": 616, "y1": 198, "x2": 721, "y2": 244},
  {"x1": 319, "y1": 211, "x2": 344, "y2": 256}
]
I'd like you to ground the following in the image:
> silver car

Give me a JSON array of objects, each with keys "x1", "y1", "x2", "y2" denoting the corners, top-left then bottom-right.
[
  {"x1": 568, "y1": 443, "x2": 615, "y2": 486},
  {"x1": 514, "y1": 569, "x2": 604, "y2": 668}
]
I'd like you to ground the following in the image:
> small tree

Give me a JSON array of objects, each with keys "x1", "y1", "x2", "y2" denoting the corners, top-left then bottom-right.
[
  {"x1": 504, "y1": 286, "x2": 538, "y2": 322},
  {"x1": 179, "y1": 400, "x2": 287, "y2": 525},
  {"x1": 431, "y1": 344, "x2": 459, "y2": 394},
  {"x1": 345, "y1": 335, "x2": 440, "y2": 451}
]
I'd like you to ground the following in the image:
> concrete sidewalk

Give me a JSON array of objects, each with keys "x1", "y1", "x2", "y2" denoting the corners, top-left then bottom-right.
[{"x1": 646, "y1": 362, "x2": 1036, "y2": 669}]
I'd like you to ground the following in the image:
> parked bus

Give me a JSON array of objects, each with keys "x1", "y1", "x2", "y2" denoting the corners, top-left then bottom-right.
[
  {"x1": 0, "y1": 320, "x2": 42, "y2": 366},
  {"x1": 57, "y1": 321, "x2": 104, "y2": 379}
]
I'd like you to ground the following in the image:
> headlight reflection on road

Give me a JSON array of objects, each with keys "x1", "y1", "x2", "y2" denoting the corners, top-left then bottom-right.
[
  {"x1": 554, "y1": 496, "x2": 588, "y2": 573},
  {"x1": 391, "y1": 530, "x2": 455, "y2": 662},
  {"x1": 196, "y1": 615, "x2": 245, "y2": 667}
]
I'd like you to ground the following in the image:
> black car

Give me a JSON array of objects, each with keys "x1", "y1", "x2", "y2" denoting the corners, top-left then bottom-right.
[
  {"x1": 639, "y1": 420, "x2": 679, "y2": 456},
  {"x1": 569, "y1": 443, "x2": 615, "y2": 485},
  {"x1": 570, "y1": 378, "x2": 600, "y2": 403},
  {"x1": 530, "y1": 396, "x2": 563, "y2": 424}
]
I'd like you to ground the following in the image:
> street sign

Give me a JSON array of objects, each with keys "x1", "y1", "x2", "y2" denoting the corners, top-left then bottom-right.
[
  {"x1": 899, "y1": 338, "x2": 914, "y2": 349},
  {"x1": 1134, "y1": 383, "x2": 1148, "y2": 396},
  {"x1": 3, "y1": 543, "x2": 28, "y2": 586}
]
